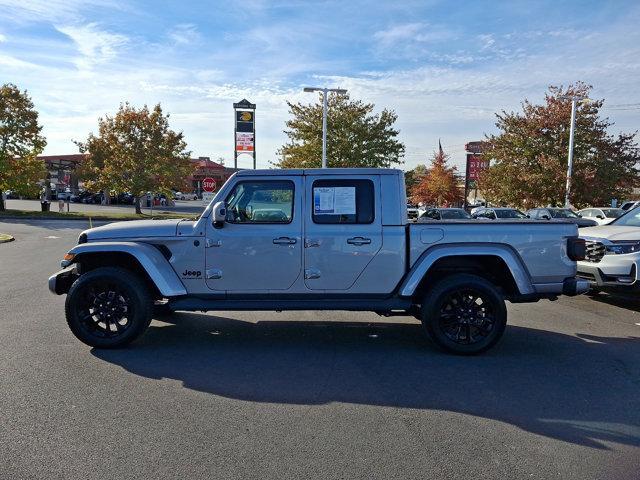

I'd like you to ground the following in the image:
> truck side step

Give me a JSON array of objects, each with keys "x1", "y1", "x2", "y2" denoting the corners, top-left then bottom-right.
[{"x1": 168, "y1": 297, "x2": 412, "y2": 313}]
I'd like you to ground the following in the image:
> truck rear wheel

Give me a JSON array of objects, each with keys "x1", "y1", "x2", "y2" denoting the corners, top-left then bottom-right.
[
  {"x1": 421, "y1": 274, "x2": 507, "y2": 355},
  {"x1": 65, "y1": 267, "x2": 153, "y2": 348}
]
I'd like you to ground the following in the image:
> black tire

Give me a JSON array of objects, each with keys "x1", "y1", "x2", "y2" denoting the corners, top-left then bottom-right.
[
  {"x1": 421, "y1": 274, "x2": 507, "y2": 355},
  {"x1": 65, "y1": 267, "x2": 153, "y2": 348}
]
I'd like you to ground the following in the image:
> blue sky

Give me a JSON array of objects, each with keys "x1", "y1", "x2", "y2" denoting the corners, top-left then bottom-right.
[{"x1": 1, "y1": 0, "x2": 639, "y2": 170}]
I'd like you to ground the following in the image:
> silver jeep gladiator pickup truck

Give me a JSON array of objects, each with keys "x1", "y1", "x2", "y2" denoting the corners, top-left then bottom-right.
[{"x1": 49, "y1": 168, "x2": 588, "y2": 354}]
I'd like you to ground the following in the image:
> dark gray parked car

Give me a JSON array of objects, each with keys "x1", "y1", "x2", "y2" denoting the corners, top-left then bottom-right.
[
  {"x1": 471, "y1": 207, "x2": 528, "y2": 220},
  {"x1": 418, "y1": 208, "x2": 472, "y2": 221},
  {"x1": 527, "y1": 208, "x2": 597, "y2": 228}
]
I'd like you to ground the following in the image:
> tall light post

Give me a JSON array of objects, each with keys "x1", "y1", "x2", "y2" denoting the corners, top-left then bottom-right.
[
  {"x1": 303, "y1": 87, "x2": 347, "y2": 168},
  {"x1": 560, "y1": 95, "x2": 590, "y2": 207}
]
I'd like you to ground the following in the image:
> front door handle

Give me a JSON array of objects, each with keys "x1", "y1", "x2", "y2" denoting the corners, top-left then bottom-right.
[
  {"x1": 347, "y1": 236, "x2": 371, "y2": 246},
  {"x1": 273, "y1": 236, "x2": 297, "y2": 245}
]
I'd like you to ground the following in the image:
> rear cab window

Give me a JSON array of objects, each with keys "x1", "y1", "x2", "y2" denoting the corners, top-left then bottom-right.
[{"x1": 311, "y1": 179, "x2": 374, "y2": 224}]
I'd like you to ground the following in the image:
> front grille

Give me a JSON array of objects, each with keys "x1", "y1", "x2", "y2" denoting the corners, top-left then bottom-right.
[{"x1": 584, "y1": 240, "x2": 606, "y2": 263}]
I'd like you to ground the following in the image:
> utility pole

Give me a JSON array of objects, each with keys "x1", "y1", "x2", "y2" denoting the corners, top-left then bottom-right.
[
  {"x1": 303, "y1": 87, "x2": 347, "y2": 168},
  {"x1": 560, "y1": 95, "x2": 590, "y2": 207}
]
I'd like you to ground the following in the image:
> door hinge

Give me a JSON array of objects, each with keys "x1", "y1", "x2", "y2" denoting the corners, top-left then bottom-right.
[
  {"x1": 304, "y1": 268, "x2": 321, "y2": 280},
  {"x1": 206, "y1": 238, "x2": 222, "y2": 248},
  {"x1": 206, "y1": 269, "x2": 222, "y2": 279}
]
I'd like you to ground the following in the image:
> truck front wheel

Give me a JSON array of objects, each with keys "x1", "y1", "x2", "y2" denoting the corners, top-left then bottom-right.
[
  {"x1": 65, "y1": 267, "x2": 153, "y2": 348},
  {"x1": 421, "y1": 274, "x2": 507, "y2": 355}
]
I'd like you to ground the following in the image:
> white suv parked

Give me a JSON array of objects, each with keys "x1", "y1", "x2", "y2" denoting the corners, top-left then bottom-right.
[
  {"x1": 578, "y1": 207, "x2": 640, "y2": 290},
  {"x1": 576, "y1": 207, "x2": 625, "y2": 225}
]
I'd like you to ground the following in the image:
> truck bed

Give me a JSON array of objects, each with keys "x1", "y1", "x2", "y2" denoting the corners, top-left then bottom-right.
[{"x1": 408, "y1": 220, "x2": 578, "y2": 285}]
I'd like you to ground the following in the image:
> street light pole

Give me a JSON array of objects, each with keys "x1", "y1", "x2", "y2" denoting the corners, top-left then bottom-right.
[
  {"x1": 560, "y1": 95, "x2": 589, "y2": 207},
  {"x1": 303, "y1": 86, "x2": 347, "y2": 168}
]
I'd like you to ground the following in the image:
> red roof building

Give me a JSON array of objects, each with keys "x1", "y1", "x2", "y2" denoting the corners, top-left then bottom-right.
[{"x1": 37, "y1": 154, "x2": 238, "y2": 195}]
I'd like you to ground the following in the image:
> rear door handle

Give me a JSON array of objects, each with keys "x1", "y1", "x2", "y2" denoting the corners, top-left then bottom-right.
[
  {"x1": 347, "y1": 237, "x2": 371, "y2": 246},
  {"x1": 273, "y1": 236, "x2": 297, "y2": 245}
]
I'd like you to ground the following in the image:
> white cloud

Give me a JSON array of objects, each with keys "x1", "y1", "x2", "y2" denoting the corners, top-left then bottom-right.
[
  {"x1": 0, "y1": 0, "x2": 126, "y2": 24},
  {"x1": 168, "y1": 24, "x2": 201, "y2": 45},
  {"x1": 0, "y1": 33, "x2": 6, "y2": 43},
  {"x1": 55, "y1": 23, "x2": 128, "y2": 69},
  {"x1": 374, "y1": 22, "x2": 456, "y2": 47},
  {"x1": 0, "y1": 53, "x2": 39, "y2": 68}
]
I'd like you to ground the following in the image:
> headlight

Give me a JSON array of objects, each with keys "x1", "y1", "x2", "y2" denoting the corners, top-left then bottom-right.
[{"x1": 605, "y1": 242, "x2": 640, "y2": 255}]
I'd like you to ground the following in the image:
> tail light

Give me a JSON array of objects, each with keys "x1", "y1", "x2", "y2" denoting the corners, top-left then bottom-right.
[{"x1": 567, "y1": 237, "x2": 586, "y2": 261}]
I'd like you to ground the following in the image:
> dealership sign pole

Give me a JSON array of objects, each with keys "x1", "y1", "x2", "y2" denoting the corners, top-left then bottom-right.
[
  {"x1": 233, "y1": 99, "x2": 256, "y2": 169},
  {"x1": 464, "y1": 141, "x2": 489, "y2": 208}
]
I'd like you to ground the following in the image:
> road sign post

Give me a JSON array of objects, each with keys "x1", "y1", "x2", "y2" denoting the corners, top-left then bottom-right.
[{"x1": 202, "y1": 177, "x2": 217, "y2": 206}]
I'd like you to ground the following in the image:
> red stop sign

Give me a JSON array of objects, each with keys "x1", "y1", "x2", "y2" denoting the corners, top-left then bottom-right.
[{"x1": 202, "y1": 177, "x2": 217, "y2": 192}]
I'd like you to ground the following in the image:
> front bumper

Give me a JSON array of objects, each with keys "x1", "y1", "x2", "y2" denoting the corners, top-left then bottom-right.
[
  {"x1": 577, "y1": 254, "x2": 640, "y2": 288},
  {"x1": 48, "y1": 266, "x2": 78, "y2": 295}
]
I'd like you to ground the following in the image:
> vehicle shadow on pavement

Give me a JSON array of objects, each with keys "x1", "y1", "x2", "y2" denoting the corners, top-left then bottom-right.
[
  {"x1": 91, "y1": 313, "x2": 640, "y2": 451},
  {"x1": 587, "y1": 292, "x2": 640, "y2": 313}
]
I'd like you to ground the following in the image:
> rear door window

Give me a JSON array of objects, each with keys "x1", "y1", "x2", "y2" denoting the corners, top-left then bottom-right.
[{"x1": 312, "y1": 179, "x2": 374, "y2": 224}]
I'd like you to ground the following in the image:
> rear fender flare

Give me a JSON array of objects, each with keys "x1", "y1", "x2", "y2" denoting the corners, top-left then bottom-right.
[
  {"x1": 68, "y1": 242, "x2": 187, "y2": 297},
  {"x1": 399, "y1": 244, "x2": 534, "y2": 297}
]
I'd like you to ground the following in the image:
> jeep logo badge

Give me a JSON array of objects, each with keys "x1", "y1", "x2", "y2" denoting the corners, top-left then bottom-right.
[{"x1": 182, "y1": 270, "x2": 202, "y2": 278}]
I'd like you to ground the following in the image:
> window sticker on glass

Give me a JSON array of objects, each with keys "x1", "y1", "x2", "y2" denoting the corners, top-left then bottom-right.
[{"x1": 313, "y1": 187, "x2": 356, "y2": 215}]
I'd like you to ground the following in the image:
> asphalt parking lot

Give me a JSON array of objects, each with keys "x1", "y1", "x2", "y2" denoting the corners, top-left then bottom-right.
[{"x1": 1, "y1": 219, "x2": 639, "y2": 480}]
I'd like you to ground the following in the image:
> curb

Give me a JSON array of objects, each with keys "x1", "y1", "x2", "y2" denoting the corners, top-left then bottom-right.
[{"x1": 0, "y1": 234, "x2": 15, "y2": 243}]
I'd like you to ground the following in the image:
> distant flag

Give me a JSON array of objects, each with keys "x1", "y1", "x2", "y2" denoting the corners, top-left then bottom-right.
[{"x1": 438, "y1": 139, "x2": 444, "y2": 156}]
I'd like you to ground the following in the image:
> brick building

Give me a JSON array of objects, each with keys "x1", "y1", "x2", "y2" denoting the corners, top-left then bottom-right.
[{"x1": 38, "y1": 154, "x2": 238, "y2": 197}]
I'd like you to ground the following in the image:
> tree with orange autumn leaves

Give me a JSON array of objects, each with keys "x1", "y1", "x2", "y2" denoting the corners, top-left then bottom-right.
[{"x1": 409, "y1": 147, "x2": 463, "y2": 207}]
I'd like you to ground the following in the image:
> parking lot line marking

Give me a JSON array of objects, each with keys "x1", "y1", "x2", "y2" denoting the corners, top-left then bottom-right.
[{"x1": 44, "y1": 236, "x2": 60, "y2": 239}]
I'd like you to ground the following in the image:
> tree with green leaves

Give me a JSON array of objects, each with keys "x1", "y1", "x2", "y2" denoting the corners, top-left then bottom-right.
[
  {"x1": 0, "y1": 83, "x2": 46, "y2": 211},
  {"x1": 479, "y1": 82, "x2": 640, "y2": 209},
  {"x1": 275, "y1": 93, "x2": 405, "y2": 168},
  {"x1": 410, "y1": 149, "x2": 462, "y2": 206},
  {"x1": 405, "y1": 164, "x2": 428, "y2": 196},
  {"x1": 76, "y1": 103, "x2": 194, "y2": 214}
]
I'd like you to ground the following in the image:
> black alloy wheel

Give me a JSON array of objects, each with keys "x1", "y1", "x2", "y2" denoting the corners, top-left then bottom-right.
[
  {"x1": 421, "y1": 274, "x2": 507, "y2": 355},
  {"x1": 438, "y1": 289, "x2": 496, "y2": 345},
  {"x1": 65, "y1": 267, "x2": 152, "y2": 348}
]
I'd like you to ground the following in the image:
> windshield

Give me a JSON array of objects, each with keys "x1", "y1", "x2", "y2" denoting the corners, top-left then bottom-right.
[
  {"x1": 495, "y1": 209, "x2": 527, "y2": 219},
  {"x1": 602, "y1": 208, "x2": 624, "y2": 218},
  {"x1": 611, "y1": 207, "x2": 640, "y2": 227},
  {"x1": 550, "y1": 209, "x2": 579, "y2": 218},
  {"x1": 441, "y1": 209, "x2": 471, "y2": 219}
]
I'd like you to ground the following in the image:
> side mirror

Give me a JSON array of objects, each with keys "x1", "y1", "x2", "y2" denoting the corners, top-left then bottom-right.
[
  {"x1": 541, "y1": 214, "x2": 550, "y2": 220},
  {"x1": 212, "y1": 201, "x2": 226, "y2": 228},
  {"x1": 596, "y1": 214, "x2": 604, "y2": 219}
]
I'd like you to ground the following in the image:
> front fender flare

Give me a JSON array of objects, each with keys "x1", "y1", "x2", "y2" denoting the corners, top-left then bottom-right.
[
  {"x1": 67, "y1": 241, "x2": 187, "y2": 297},
  {"x1": 399, "y1": 244, "x2": 535, "y2": 297}
]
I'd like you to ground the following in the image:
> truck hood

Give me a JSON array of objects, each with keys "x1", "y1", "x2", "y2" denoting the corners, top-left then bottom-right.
[
  {"x1": 83, "y1": 219, "x2": 184, "y2": 240},
  {"x1": 579, "y1": 225, "x2": 640, "y2": 241}
]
